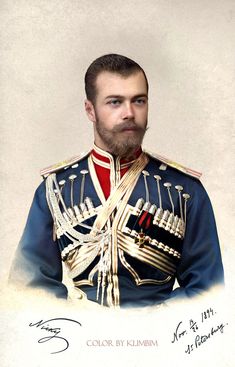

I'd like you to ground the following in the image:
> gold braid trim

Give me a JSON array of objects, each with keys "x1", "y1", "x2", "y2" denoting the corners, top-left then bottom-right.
[
  {"x1": 118, "y1": 232, "x2": 176, "y2": 276},
  {"x1": 119, "y1": 249, "x2": 172, "y2": 285}
]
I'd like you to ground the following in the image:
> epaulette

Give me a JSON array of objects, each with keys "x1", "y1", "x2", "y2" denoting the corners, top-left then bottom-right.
[
  {"x1": 145, "y1": 150, "x2": 202, "y2": 179},
  {"x1": 40, "y1": 150, "x2": 90, "y2": 178}
]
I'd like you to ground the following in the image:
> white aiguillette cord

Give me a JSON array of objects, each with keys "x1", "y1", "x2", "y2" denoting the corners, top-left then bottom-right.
[
  {"x1": 92, "y1": 151, "x2": 149, "y2": 305},
  {"x1": 91, "y1": 152, "x2": 149, "y2": 234},
  {"x1": 46, "y1": 152, "x2": 149, "y2": 302}
]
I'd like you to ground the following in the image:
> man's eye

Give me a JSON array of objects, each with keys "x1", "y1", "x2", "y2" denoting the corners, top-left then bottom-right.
[
  {"x1": 134, "y1": 99, "x2": 146, "y2": 105},
  {"x1": 108, "y1": 99, "x2": 121, "y2": 106}
]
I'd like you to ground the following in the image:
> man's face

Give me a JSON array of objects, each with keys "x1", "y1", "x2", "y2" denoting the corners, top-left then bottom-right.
[{"x1": 85, "y1": 71, "x2": 148, "y2": 157}]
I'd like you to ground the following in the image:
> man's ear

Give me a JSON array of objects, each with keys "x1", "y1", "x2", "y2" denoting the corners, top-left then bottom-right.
[{"x1": 85, "y1": 100, "x2": 96, "y2": 123}]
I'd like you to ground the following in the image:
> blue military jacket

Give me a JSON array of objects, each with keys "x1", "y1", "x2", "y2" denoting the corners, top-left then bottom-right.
[{"x1": 10, "y1": 147, "x2": 224, "y2": 307}]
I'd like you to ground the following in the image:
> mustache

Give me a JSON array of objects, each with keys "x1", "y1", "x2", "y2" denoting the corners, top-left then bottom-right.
[{"x1": 112, "y1": 121, "x2": 148, "y2": 133}]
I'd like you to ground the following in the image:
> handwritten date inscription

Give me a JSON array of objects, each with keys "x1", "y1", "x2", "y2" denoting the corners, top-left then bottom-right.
[{"x1": 171, "y1": 307, "x2": 228, "y2": 355}]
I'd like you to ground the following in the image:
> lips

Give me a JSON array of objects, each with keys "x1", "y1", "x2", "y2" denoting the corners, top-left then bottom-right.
[
  {"x1": 116, "y1": 123, "x2": 139, "y2": 132},
  {"x1": 121, "y1": 127, "x2": 138, "y2": 131}
]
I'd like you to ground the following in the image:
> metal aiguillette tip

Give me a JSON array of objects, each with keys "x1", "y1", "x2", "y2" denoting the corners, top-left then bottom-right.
[
  {"x1": 59, "y1": 179, "x2": 66, "y2": 186},
  {"x1": 71, "y1": 163, "x2": 79, "y2": 169},
  {"x1": 164, "y1": 182, "x2": 172, "y2": 188},
  {"x1": 142, "y1": 170, "x2": 150, "y2": 176},
  {"x1": 69, "y1": 174, "x2": 77, "y2": 181},
  {"x1": 154, "y1": 175, "x2": 161, "y2": 181},
  {"x1": 175, "y1": 185, "x2": 183, "y2": 192},
  {"x1": 159, "y1": 163, "x2": 167, "y2": 171}
]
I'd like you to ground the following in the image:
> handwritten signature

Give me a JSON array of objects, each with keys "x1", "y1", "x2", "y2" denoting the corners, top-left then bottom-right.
[{"x1": 29, "y1": 318, "x2": 82, "y2": 354}]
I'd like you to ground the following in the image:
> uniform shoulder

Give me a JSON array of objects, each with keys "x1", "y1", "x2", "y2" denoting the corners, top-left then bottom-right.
[
  {"x1": 145, "y1": 150, "x2": 202, "y2": 180},
  {"x1": 40, "y1": 150, "x2": 90, "y2": 178}
]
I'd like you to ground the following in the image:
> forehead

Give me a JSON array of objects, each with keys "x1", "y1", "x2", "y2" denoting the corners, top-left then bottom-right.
[{"x1": 95, "y1": 71, "x2": 148, "y2": 99}]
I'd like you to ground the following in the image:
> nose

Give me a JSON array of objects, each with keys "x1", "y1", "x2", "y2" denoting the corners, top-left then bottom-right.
[{"x1": 122, "y1": 102, "x2": 134, "y2": 120}]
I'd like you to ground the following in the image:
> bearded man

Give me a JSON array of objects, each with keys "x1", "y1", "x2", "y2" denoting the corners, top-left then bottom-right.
[{"x1": 10, "y1": 54, "x2": 224, "y2": 308}]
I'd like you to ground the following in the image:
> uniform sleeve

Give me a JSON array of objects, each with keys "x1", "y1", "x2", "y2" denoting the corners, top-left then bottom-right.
[
  {"x1": 171, "y1": 180, "x2": 224, "y2": 299},
  {"x1": 9, "y1": 181, "x2": 68, "y2": 298}
]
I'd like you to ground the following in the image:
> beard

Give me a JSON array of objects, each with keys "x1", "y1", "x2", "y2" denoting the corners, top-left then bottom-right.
[{"x1": 95, "y1": 118, "x2": 148, "y2": 158}]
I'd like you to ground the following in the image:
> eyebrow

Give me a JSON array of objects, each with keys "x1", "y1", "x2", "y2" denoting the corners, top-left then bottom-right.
[{"x1": 104, "y1": 94, "x2": 148, "y2": 100}]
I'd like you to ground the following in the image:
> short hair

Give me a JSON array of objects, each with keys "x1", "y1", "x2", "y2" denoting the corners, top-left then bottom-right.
[{"x1": 85, "y1": 53, "x2": 149, "y2": 103}]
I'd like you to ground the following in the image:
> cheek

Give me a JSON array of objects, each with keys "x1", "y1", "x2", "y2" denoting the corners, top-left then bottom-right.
[
  {"x1": 100, "y1": 108, "x2": 119, "y2": 124},
  {"x1": 136, "y1": 107, "x2": 148, "y2": 120}
]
